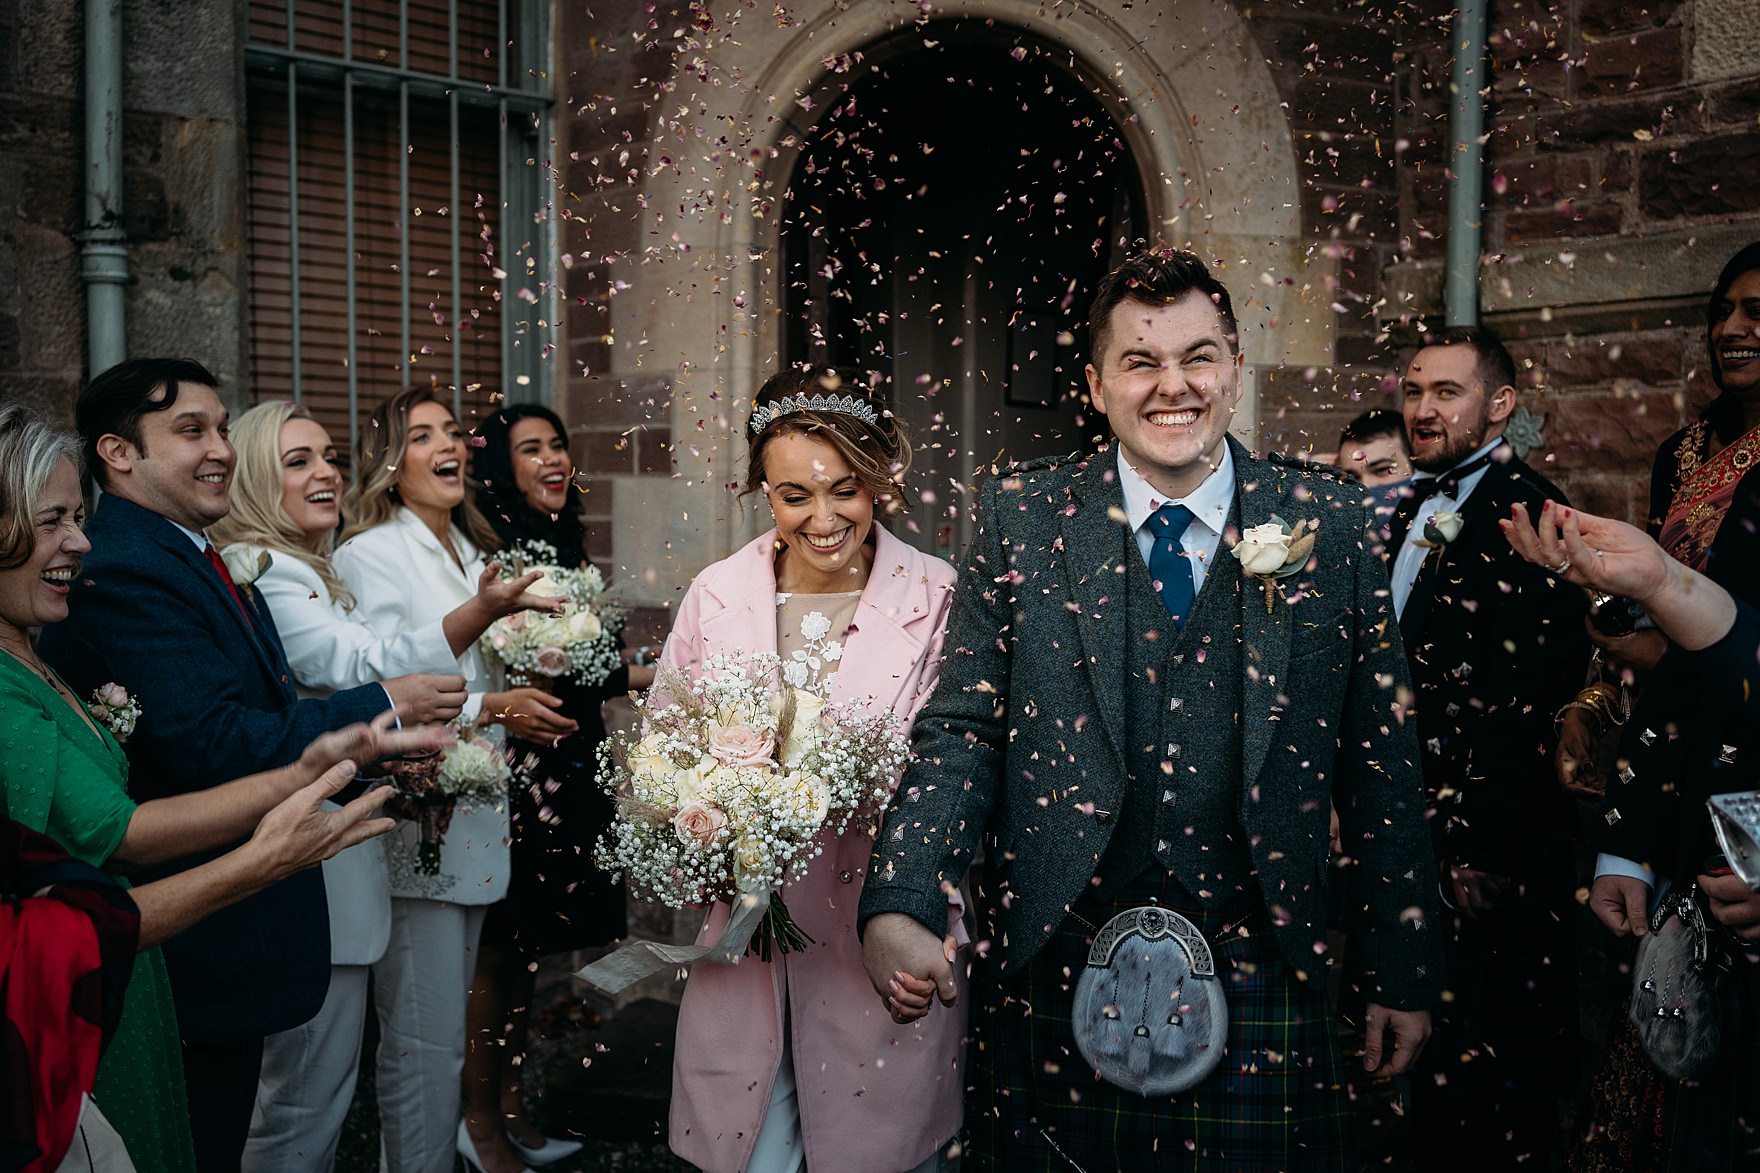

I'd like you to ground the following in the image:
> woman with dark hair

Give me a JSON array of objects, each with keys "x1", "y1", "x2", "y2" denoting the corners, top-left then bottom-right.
[
  {"x1": 659, "y1": 367, "x2": 966, "y2": 1173},
  {"x1": 1567, "y1": 242, "x2": 1760, "y2": 1171},
  {"x1": 461, "y1": 403, "x2": 653, "y2": 1167}
]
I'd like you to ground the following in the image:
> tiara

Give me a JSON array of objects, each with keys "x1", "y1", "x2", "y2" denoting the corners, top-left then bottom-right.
[{"x1": 748, "y1": 392, "x2": 880, "y2": 435}]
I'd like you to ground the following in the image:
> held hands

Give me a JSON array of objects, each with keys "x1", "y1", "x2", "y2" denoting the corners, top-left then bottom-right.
[
  {"x1": 297, "y1": 707, "x2": 455, "y2": 779},
  {"x1": 1361, "y1": 1004, "x2": 1430, "y2": 1077},
  {"x1": 247, "y1": 761, "x2": 397, "y2": 883},
  {"x1": 484, "y1": 686, "x2": 580, "y2": 744},
  {"x1": 862, "y1": 912, "x2": 959, "y2": 1024},
  {"x1": 474, "y1": 560, "x2": 567, "y2": 620},
  {"x1": 382, "y1": 673, "x2": 469, "y2": 724}
]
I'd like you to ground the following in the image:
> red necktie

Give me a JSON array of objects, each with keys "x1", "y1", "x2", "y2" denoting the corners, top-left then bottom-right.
[{"x1": 204, "y1": 543, "x2": 255, "y2": 630}]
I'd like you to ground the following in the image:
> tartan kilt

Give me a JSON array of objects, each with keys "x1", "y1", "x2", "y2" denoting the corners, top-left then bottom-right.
[{"x1": 965, "y1": 883, "x2": 1352, "y2": 1173}]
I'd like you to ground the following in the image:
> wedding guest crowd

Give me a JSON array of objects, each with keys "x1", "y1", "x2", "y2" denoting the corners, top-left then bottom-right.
[{"x1": 7, "y1": 241, "x2": 1760, "y2": 1173}]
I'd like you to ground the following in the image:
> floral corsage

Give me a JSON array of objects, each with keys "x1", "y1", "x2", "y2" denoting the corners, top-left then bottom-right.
[
  {"x1": 1230, "y1": 516, "x2": 1319, "y2": 612},
  {"x1": 1412, "y1": 510, "x2": 1463, "y2": 550},
  {"x1": 88, "y1": 683, "x2": 140, "y2": 743},
  {"x1": 220, "y1": 546, "x2": 272, "y2": 598}
]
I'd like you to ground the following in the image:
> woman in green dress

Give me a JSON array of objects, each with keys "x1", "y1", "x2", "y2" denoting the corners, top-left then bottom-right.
[{"x1": 0, "y1": 404, "x2": 437, "y2": 1172}]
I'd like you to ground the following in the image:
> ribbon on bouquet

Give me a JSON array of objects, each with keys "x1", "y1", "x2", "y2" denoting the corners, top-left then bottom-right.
[{"x1": 575, "y1": 883, "x2": 772, "y2": 994}]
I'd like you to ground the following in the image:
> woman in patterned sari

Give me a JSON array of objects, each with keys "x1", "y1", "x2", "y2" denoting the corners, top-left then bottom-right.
[{"x1": 1571, "y1": 241, "x2": 1760, "y2": 1171}]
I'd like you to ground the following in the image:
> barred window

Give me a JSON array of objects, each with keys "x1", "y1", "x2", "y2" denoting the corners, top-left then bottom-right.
[{"x1": 244, "y1": 0, "x2": 553, "y2": 450}]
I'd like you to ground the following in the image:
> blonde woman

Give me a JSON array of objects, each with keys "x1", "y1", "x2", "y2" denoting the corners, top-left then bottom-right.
[
  {"x1": 212, "y1": 400, "x2": 556, "y2": 1173},
  {"x1": 333, "y1": 386, "x2": 578, "y2": 1173}
]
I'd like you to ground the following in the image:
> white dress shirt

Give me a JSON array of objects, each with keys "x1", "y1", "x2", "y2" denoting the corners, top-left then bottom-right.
[
  {"x1": 1117, "y1": 444, "x2": 1235, "y2": 597},
  {"x1": 1390, "y1": 437, "x2": 1504, "y2": 618}
]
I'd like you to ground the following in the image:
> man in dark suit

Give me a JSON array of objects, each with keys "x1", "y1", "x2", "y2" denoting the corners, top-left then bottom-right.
[
  {"x1": 858, "y1": 250, "x2": 1444, "y2": 1171},
  {"x1": 1386, "y1": 328, "x2": 1589, "y2": 1167},
  {"x1": 39, "y1": 358, "x2": 464, "y2": 1173}
]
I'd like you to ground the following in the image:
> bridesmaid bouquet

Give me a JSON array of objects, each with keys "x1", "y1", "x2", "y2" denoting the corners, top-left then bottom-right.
[
  {"x1": 478, "y1": 540, "x2": 624, "y2": 688},
  {"x1": 594, "y1": 652, "x2": 909, "y2": 961},
  {"x1": 384, "y1": 723, "x2": 510, "y2": 874}
]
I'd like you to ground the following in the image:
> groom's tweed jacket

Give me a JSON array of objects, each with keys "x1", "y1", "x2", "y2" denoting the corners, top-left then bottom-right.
[{"x1": 860, "y1": 439, "x2": 1446, "y2": 1010}]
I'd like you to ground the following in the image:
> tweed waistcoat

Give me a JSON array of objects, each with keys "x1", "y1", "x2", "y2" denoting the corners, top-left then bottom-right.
[{"x1": 1090, "y1": 527, "x2": 1250, "y2": 909}]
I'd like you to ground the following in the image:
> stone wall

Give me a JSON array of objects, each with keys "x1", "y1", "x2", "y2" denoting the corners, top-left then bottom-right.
[
  {"x1": 1385, "y1": 0, "x2": 1760, "y2": 522},
  {"x1": 0, "y1": 0, "x2": 251, "y2": 418}
]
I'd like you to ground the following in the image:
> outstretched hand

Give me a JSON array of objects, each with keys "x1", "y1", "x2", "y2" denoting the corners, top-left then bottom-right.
[
  {"x1": 1501, "y1": 501, "x2": 1670, "y2": 601},
  {"x1": 862, "y1": 912, "x2": 958, "y2": 1024},
  {"x1": 248, "y1": 762, "x2": 397, "y2": 883},
  {"x1": 476, "y1": 559, "x2": 568, "y2": 619},
  {"x1": 298, "y1": 708, "x2": 455, "y2": 778}
]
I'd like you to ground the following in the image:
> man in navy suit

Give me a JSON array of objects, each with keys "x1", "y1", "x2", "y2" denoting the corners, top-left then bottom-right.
[{"x1": 40, "y1": 358, "x2": 464, "y2": 1173}]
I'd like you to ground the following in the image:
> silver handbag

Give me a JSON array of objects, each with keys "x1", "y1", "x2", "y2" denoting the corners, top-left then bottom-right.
[{"x1": 1071, "y1": 906, "x2": 1229, "y2": 1096}]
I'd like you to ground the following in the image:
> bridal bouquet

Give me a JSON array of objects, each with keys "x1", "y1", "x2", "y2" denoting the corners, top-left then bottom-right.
[
  {"x1": 478, "y1": 540, "x2": 624, "y2": 688},
  {"x1": 384, "y1": 722, "x2": 510, "y2": 874},
  {"x1": 594, "y1": 652, "x2": 910, "y2": 961}
]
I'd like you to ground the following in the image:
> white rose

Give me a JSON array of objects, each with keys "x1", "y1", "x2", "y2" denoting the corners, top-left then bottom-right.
[
  {"x1": 526, "y1": 573, "x2": 565, "y2": 598},
  {"x1": 783, "y1": 770, "x2": 831, "y2": 826},
  {"x1": 1231, "y1": 523, "x2": 1291, "y2": 575},
  {"x1": 775, "y1": 689, "x2": 828, "y2": 766},
  {"x1": 221, "y1": 545, "x2": 270, "y2": 587},
  {"x1": 1425, "y1": 510, "x2": 1464, "y2": 544},
  {"x1": 565, "y1": 610, "x2": 603, "y2": 642}
]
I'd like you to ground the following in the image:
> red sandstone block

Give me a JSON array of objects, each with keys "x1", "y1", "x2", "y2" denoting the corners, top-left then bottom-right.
[
  {"x1": 1542, "y1": 389, "x2": 1686, "y2": 471},
  {"x1": 1498, "y1": 199, "x2": 1624, "y2": 243},
  {"x1": 1575, "y1": 0, "x2": 1680, "y2": 37},
  {"x1": 1638, "y1": 134, "x2": 1760, "y2": 220},
  {"x1": 1545, "y1": 335, "x2": 1685, "y2": 388},
  {"x1": 1576, "y1": 28, "x2": 1685, "y2": 98}
]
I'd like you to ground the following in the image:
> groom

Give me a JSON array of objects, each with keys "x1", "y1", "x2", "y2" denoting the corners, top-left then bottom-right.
[{"x1": 859, "y1": 249, "x2": 1445, "y2": 1170}]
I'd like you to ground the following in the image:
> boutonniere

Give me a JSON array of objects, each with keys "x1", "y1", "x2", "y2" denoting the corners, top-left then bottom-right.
[
  {"x1": 89, "y1": 683, "x2": 141, "y2": 743},
  {"x1": 1412, "y1": 510, "x2": 1463, "y2": 550},
  {"x1": 221, "y1": 546, "x2": 272, "y2": 595},
  {"x1": 1230, "y1": 516, "x2": 1319, "y2": 613}
]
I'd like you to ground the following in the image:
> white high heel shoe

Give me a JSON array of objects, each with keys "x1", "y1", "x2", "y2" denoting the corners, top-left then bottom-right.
[
  {"x1": 505, "y1": 1131, "x2": 585, "y2": 1167},
  {"x1": 456, "y1": 1118, "x2": 534, "y2": 1173}
]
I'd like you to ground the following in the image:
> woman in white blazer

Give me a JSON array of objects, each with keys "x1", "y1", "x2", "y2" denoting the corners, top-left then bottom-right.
[
  {"x1": 333, "y1": 387, "x2": 579, "y2": 1173},
  {"x1": 213, "y1": 401, "x2": 557, "y2": 1173}
]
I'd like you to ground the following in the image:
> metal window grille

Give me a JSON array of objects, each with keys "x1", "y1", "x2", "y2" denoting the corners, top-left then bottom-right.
[{"x1": 244, "y1": 0, "x2": 553, "y2": 451}]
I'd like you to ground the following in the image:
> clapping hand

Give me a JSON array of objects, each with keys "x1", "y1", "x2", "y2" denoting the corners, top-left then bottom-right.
[
  {"x1": 476, "y1": 559, "x2": 568, "y2": 619},
  {"x1": 298, "y1": 707, "x2": 455, "y2": 778},
  {"x1": 249, "y1": 762, "x2": 397, "y2": 881}
]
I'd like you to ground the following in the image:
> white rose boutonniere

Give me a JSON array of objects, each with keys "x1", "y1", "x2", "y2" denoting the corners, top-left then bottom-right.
[
  {"x1": 1230, "y1": 515, "x2": 1319, "y2": 613},
  {"x1": 1414, "y1": 510, "x2": 1464, "y2": 549},
  {"x1": 89, "y1": 683, "x2": 141, "y2": 743},
  {"x1": 220, "y1": 546, "x2": 272, "y2": 595}
]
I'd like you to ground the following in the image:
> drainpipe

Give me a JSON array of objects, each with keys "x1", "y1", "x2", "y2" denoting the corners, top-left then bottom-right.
[
  {"x1": 1445, "y1": 0, "x2": 1488, "y2": 327},
  {"x1": 82, "y1": 0, "x2": 128, "y2": 377}
]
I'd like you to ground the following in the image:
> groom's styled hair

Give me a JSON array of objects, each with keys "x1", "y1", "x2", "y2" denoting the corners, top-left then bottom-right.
[{"x1": 1087, "y1": 248, "x2": 1239, "y2": 366}]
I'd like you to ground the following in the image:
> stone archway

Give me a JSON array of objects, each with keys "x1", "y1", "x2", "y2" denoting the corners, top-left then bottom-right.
[{"x1": 605, "y1": 0, "x2": 1316, "y2": 599}]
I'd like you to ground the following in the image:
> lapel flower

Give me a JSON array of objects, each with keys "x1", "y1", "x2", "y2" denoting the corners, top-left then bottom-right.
[
  {"x1": 1230, "y1": 516, "x2": 1319, "y2": 613},
  {"x1": 89, "y1": 682, "x2": 141, "y2": 743},
  {"x1": 1413, "y1": 510, "x2": 1463, "y2": 549},
  {"x1": 221, "y1": 546, "x2": 272, "y2": 592}
]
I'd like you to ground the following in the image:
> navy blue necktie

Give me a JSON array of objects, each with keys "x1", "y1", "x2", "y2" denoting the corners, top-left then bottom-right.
[{"x1": 1147, "y1": 503, "x2": 1196, "y2": 628}]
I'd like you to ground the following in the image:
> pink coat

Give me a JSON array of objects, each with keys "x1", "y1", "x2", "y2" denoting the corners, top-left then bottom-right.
[{"x1": 661, "y1": 526, "x2": 967, "y2": 1173}]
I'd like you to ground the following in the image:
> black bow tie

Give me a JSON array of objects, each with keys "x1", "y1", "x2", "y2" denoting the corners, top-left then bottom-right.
[
  {"x1": 1387, "y1": 446, "x2": 1500, "y2": 554},
  {"x1": 1407, "y1": 447, "x2": 1498, "y2": 506}
]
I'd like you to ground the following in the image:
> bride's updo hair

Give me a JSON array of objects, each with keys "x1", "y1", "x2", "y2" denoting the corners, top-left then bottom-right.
[{"x1": 741, "y1": 366, "x2": 912, "y2": 513}]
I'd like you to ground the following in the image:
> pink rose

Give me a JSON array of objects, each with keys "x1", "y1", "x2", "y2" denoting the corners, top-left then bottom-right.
[
  {"x1": 490, "y1": 631, "x2": 511, "y2": 651},
  {"x1": 708, "y1": 723, "x2": 775, "y2": 767},
  {"x1": 97, "y1": 682, "x2": 129, "y2": 707},
  {"x1": 532, "y1": 646, "x2": 570, "y2": 677},
  {"x1": 504, "y1": 611, "x2": 528, "y2": 634},
  {"x1": 672, "y1": 800, "x2": 728, "y2": 847}
]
